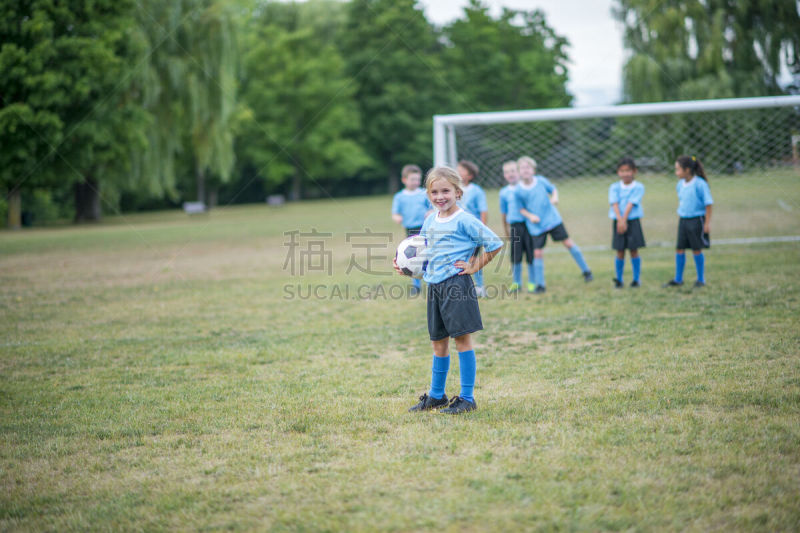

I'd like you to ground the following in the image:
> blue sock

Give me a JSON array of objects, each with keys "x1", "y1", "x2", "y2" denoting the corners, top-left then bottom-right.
[
  {"x1": 569, "y1": 245, "x2": 590, "y2": 273},
  {"x1": 458, "y1": 350, "x2": 476, "y2": 403},
  {"x1": 631, "y1": 256, "x2": 641, "y2": 282},
  {"x1": 512, "y1": 263, "x2": 522, "y2": 285},
  {"x1": 473, "y1": 268, "x2": 483, "y2": 288},
  {"x1": 430, "y1": 355, "x2": 449, "y2": 400},
  {"x1": 615, "y1": 257, "x2": 624, "y2": 282},
  {"x1": 412, "y1": 278, "x2": 421, "y2": 290},
  {"x1": 534, "y1": 258, "x2": 545, "y2": 287},
  {"x1": 693, "y1": 253, "x2": 705, "y2": 283},
  {"x1": 675, "y1": 253, "x2": 686, "y2": 283},
  {"x1": 526, "y1": 262, "x2": 534, "y2": 284}
]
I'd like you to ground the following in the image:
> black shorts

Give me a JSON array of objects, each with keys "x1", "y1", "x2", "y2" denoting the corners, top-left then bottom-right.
[
  {"x1": 427, "y1": 274, "x2": 483, "y2": 341},
  {"x1": 510, "y1": 222, "x2": 533, "y2": 264},
  {"x1": 612, "y1": 218, "x2": 646, "y2": 251},
  {"x1": 405, "y1": 226, "x2": 422, "y2": 237},
  {"x1": 677, "y1": 216, "x2": 710, "y2": 251},
  {"x1": 532, "y1": 223, "x2": 569, "y2": 249}
]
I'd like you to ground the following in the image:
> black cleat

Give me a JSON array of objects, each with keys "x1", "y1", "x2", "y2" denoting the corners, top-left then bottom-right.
[
  {"x1": 662, "y1": 280, "x2": 684, "y2": 288},
  {"x1": 439, "y1": 396, "x2": 476, "y2": 414},
  {"x1": 408, "y1": 393, "x2": 448, "y2": 412},
  {"x1": 612, "y1": 278, "x2": 624, "y2": 289},
  {"x1": 583, "y1": 271, "x2": 594, "y2": 282},
  {"x1": 630, "y1": 280, "x2": 640, "y2": 288},
  {"x1": 533, "y1": 285, "x2": 546, "y2": 294},
  {"x1": 693, "y1": 280, "x2": 705, "y2": 288}
]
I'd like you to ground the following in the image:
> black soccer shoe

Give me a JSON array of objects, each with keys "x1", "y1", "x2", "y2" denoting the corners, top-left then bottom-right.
[
  {"x1": 612, "y1": 278, "x2": 624, "y2": 289},
  {"x1": 630, "y1": 280, "x2": 640, "y2": 288},
  {"x1": 583, "y1": 271, "x2": 594, "y2": 282},
  {"x1": 408, "y1": 393, "x2": 449, "y2": 412},
  {"x1": 440, "y1": 396, "x2": 476, "y2": 414},
  {"x1": 693, "y1": 280, "x2": 705, "y2": 288},
  {"x1": 533, "y1": 285, "x2": 546, "y2": 294},
  {"x1": 662, "y1": 280, "x2": 684, "y2": 287}
]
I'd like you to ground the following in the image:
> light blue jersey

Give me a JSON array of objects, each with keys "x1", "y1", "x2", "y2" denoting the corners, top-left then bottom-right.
[
  {"x1": 677, "y1": 177, "x2": 713, "y2": 218},
  {"x1": 459, "y1": 183, "x2": 488, "y2": 219},
  {"x1": 608, "y1": 181, "x2": 645, "y2": 220},
  {"x1": 391, "y1": 188, "x2": 430, "y2": 228},
  {"x1": 499, "y1": 183, "x2": 524, "y2": 224},
  {"x1": 420, "y1": 209, "x2": 503, "y2": 284},
  {"x1": 514, "y1": 176, "x2": 562, "y2": 236}
]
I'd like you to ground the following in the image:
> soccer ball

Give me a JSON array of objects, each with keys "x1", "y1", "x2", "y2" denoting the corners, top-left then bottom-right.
[{"x1": 395, "y1": 235, "x2": 429, "y2": 279}]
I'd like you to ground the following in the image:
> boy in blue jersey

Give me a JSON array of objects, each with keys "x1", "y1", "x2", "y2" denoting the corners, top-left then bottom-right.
[
  {"x1": 664, "y1": 155, "x2": 713, "y2": 288},
  {"x1": 456, "y1": 160, "x2": 489, "y2": 297},
  {"x1": 499, "y1": 160, "x2": 532, "y2": 292},
  {"x1": 609, "y1": 157, "x2": 646, "y2": 288},
  {"x1": 393, "y1": 166, "x2": 503, "y2": 414},
  {"x1": 514, "y1": 156, "x2": 592, "y2": 293},
  {"x1": 392, "y1": 164, "x2": 431, "y2": 295}
]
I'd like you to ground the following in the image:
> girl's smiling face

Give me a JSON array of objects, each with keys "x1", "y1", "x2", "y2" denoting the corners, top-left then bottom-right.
[{"x1": 428, "y1": 177, "x2": 460, "y2": 216}]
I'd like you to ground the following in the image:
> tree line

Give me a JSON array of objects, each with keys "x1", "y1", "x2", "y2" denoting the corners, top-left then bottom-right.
[{"x1": 1, "y1": 0, "x2": 797, "y2": 227}]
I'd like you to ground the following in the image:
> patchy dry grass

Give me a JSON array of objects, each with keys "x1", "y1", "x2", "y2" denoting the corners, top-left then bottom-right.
[{"x1": 1, "y1": 180, "x2": 799, "y2": 531}]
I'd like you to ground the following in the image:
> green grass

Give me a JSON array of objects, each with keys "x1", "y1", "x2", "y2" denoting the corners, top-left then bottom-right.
[{"x1": 1, "y1": 176, "x2": 800, "y2": 531}]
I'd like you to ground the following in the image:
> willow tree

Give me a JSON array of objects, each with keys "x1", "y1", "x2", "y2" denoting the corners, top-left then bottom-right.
[{"x1": 136, "y1": 0, "x2": 237, "y2": 206}]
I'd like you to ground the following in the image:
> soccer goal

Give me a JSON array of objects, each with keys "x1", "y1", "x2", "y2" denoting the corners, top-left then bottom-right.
[{"x1": 433, "y1": 95, "x2": 800, "y2": 247}]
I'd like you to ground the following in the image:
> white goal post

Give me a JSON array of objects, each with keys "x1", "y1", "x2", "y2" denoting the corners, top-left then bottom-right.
[
  {"x1": 431, "y1": 95, "x2": 800, "y2": 247},
  {"x1": 434, "y1": 95, "x2": 800, "y2": 177}
]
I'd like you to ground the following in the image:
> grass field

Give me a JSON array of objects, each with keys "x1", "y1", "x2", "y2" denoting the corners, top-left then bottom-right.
[{"x1": 2, "y1": 174, "x2": 800, "y2": 531}]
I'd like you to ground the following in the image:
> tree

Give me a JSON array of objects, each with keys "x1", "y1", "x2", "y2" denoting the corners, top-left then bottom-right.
[
  {"x1": 341, "y1": 0, "x2": 445, "y2": 192},
  {"x1": 135, "y1": 0, "x2": 237, "y2": 208},
  {"x1": 443, "y1": 0, "x2": 571, "y2": 111},
  {"x1": 0, "y1": 0, "x2": 149, "y2": 225},
  {"x1": 236, "y1": 1, "x2": 370, "y2": 200},
  {"x1": 614, "y1": 0, "x2": 800, "y2": 103}
]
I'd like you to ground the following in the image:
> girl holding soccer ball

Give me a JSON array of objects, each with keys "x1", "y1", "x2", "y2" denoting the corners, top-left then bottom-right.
[{"x1": 393, "y1": 166, "x2": 503, "y2": 414}]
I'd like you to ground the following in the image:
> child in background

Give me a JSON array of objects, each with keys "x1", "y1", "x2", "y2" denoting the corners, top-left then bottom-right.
[
  {"x1": 456, "y1": 160, "x2": 489, "y2": 297},
  {"x1": 515, "y1": 156, "x2": 593, "y2": 293},
  {"x1": 392, "y1": 164, "x2": 431, "y2": 296},
  {"x1": 499, "y1": 160, "x2": 532, "y2": 292},
  {"x1": 664, "y1": 155, "x2": 713, "y2": 288},
  {"x1": 609, "y1": 157, "x2": 646, "y2": 288},
  {"x1": 394, "y1": 166, "x2": 503, "y2": 414}
]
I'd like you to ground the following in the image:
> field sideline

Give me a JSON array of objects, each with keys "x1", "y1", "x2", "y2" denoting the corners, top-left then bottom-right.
[{"x1": 1, "y1": 179, "x2": 800, "y2": 530}]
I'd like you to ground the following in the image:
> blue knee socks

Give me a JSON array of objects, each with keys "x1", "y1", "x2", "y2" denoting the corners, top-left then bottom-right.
[
  {"x1": 615, "y1": 257, "x2": 624, "y2": 282},
  {"x1": 675, "y1": 253, "x2": 686, "y2": 283},
  {"x1": 512, "y1": 263, "x2": 522, "y2": 285},
  {"x1": 458, "y1": 350, "x2": 476, "y2": 403},
  {"x1": 631, "y1": 256, "x2": 641, "y2": 282},
  {"x1": 693, "y1": 253, "x2": 705, "y2": 283},
  {"x1": 430, "y1": 355, "x2": 450, "y2": 399},
  {"x1": 533, "y1": 258, "x2": 544, "y2": 287},
  {"x1": 569, "y1": 245, "x2": 589, "y2": 273}
]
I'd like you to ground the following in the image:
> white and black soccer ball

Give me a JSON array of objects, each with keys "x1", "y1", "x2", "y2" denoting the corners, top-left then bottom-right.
[{"x1": 395, "y1": 235, "x2": 429, "y2": 279}]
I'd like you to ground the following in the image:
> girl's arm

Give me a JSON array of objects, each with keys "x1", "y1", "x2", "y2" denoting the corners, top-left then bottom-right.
[
  {"x1": 550, "y1": 189, "x2": 559, "y2": 205},
  {"x1": 480, "y1": 211, "x2": 487, "y2": 224},
  {"x1": 704, "y1": 205, "x2": 712, "y2": 234},
  {"x1": 392, "y1": 214, "x2": 403, "y2": 224},
  {"x1": 501, "y1": 213, "x2": 509, "y2": 239},
  {"x1": 455, "y1": 247, "x2": 502, "y2": 276},
  {"x1": 617, "y1": 203, "x2": 634, "y2": 233}
]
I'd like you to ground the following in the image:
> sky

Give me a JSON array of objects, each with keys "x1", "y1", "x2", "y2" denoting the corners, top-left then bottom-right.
[{"x1": 417, "y1": 0, "x2": 626, "y2": 107}]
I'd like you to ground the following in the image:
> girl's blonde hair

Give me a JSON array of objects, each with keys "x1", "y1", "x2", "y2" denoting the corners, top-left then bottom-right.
[
  {"x1": 517, "y1": 155, "x2": 537, "y2": 169},
  {"x1": 425, "y1": 166, "x2": 463, "y2": 198},
  {"x1": 502, "y1": 160, "x2": 518, "y2": 169}
]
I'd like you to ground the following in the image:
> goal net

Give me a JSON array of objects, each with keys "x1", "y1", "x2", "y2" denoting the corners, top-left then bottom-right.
[{"x1": 433, "y1": 96, "x2": 800, "y2": 248}]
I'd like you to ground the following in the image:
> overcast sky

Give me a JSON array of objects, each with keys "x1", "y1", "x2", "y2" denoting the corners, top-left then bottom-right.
[{"x1": 417, "y1": 0, "x2": 626, "y2": 107}]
